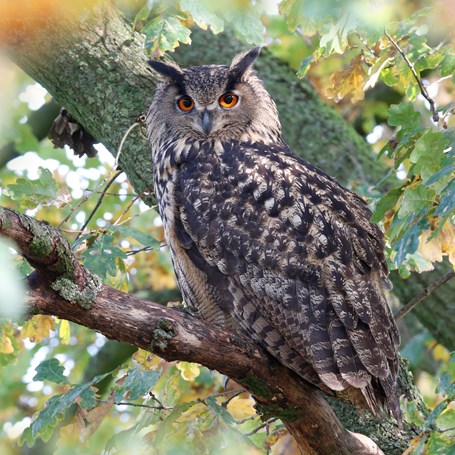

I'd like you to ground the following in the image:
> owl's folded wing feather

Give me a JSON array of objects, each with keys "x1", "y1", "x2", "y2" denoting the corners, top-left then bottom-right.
[{"x1": 173, "y1": 140, "x2": 401, "y2": 421}]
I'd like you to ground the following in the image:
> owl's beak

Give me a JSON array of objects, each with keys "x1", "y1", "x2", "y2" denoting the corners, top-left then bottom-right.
[{"x1": 200, "y1": 110, "x2": 213, "y2": 136}]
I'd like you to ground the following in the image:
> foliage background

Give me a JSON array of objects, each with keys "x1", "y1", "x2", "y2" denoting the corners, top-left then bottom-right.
[{"x1": 0, "y1": 0, "x2": 454, "y2": 453}]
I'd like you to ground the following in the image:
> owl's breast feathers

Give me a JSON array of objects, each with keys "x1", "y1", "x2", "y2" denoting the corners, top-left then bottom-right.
[{"x1": 156, "y1": 138, "x2": 401, "y2": 423}]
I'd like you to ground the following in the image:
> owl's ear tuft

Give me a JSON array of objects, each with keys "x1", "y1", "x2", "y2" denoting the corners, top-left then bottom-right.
[
  {"x1": 148, "y1": 60, "x2": 183, "y2": 82},
  {"x1": 229, "y1": 47, "x2": 261, "y2": 80}
]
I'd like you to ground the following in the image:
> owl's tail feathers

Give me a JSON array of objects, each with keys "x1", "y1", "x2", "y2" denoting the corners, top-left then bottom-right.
[{"x1": 361, "y1": 376, "x2": 403, "y2": 428}]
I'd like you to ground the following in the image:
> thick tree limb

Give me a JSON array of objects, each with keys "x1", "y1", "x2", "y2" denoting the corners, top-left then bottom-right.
[{"x1": 0, "y1": 205, "x2": 392, "y2": 454}]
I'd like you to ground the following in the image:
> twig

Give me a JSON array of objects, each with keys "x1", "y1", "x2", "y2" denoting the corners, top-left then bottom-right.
[
  {"x1": 115, "y1": 122, "x2": 140, "y2": 166},
  {"x1": 395, "y1": 269, "x2": 455, "y2": 322},
  {"x1": 355, "y1": 32, "x2": 378, "y2": 58},
  {"x1": 245, "y1": 418, "x2": 278, "y2": 436},
  {"x1": 60, "y1": 121, "x2": 140, "y2": 231},
  {"x1": 97, "y1": 398, "x2": 172, "y2": 411},
  {"x1": 113, "y1": 191, "x2": 144, "y2": 226},
  {"x1": 58, "y1": 191, "x2": 93, "y2": 228},
  {"x1": 385, "y1": 31, "x2": 446, "y2": 129},
  {"x1": 75, "y1": 169, "x2": 123, "y2": 241},
  {"x1": 221, "y1": 389, "x2": 245, "y2": 407}
]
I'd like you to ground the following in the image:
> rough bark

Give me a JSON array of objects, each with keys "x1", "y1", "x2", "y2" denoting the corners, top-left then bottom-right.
[{"x1": 0, "y1": 205, "x2": 404, "y2": 455}]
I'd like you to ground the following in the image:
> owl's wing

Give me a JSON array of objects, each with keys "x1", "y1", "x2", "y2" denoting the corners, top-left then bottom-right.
[{"x1": 173, "y1": 140, "x2": 400, "y2": 420}]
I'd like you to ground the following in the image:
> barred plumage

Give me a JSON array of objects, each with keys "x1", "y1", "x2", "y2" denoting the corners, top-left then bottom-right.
[{"x1": 146, "y1": 48, "x2": 402, "y2": 423}]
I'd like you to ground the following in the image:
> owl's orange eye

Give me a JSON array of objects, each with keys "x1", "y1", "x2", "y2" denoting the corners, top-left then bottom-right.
[
  {"x1": 219, "y1": 93, "x2": 239, "y2": 108},
  {"x1": 177, "y1": 96, "x2": 194, "y2": 112}
]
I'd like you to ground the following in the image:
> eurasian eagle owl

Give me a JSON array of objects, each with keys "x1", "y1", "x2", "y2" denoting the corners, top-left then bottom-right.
[{"x1": 146, "y1": 48, "x2": 401, "y2": 422}]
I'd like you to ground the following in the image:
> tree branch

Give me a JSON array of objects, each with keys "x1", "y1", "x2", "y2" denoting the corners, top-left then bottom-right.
[
  {"x1": 394, "y1": 269, "x2": 455, "y2": 322},
  {"x1": 385, "y1": 31, "x2": 446, "y2": 128},
  {"x1": 0, "y1": 205, "x2": 392, "y2": 454}
]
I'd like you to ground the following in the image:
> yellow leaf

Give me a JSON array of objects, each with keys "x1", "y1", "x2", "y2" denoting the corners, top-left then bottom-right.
[
  {"x1": 418, "y1": 221, "x2": 455, "y2": 265},
  {"x1": 431, "y1": 343, "x2": 450, "y2": 363},
  {"x1": 21, "y1": 315, "x2": 55, "y2": 342},
  {"x1": 61, "y1": 398, "x2": 114, "y2": 443},
  {"x1": 60, "y1": 412, "x2": 85, "y2": 444},
  {"x1": 176, "y1": 361, "x2": 200, "y2": 381},
  {"x1": 265, "y1": 428, "x2": 290, "y2": 449},
  {"x1": 327, "y1": 54, "x2": 367, "y2": 103},
  {"x1": 59, "y1": 319, "x2": 71, "y2": 344},
  {"x1": 133, "y1": 349, "x2": 162, "y2": 370},
  {"x1": 226, "y1": 396, "x2": 256, "y2": 420},
  {"x1": 402, "y1": 434, "x2": 424, "y2": 455},
  {"x1": 0, "y1": 333, "x2": 14, "y2": 354}
]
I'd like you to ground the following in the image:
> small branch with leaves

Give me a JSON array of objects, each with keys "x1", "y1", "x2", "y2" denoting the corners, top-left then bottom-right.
[{"x1": 385, "y1": 31, "x2": 447, "y2": 129}]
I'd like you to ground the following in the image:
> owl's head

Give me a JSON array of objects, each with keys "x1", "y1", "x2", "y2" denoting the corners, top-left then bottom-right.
[{"x1": 147, "y1": 48, "x2": 281, "y2": 144}]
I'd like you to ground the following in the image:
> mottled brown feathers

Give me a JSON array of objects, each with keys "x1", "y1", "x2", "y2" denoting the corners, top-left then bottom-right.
[{"x1": 146, "y1": 49, "x2": 402, "y2": 423}]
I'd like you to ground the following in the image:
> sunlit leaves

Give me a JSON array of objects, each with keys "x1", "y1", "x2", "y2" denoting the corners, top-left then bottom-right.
[
  {"x1": 143, "y1": 16, "x2": 192, "y2": 57},
  {"x1": 3, "y1": 167, "x2": 58, "y2": 209},
  {"x1": 180, "y1": 0, "x2": 224, "y2": 34},
  {"x1": 176, "y1": 361, "x2": 201, "y2": 381},
  {"x1": 327, "y1": 54, "x2": 366, "y2": 102},
  {"x1": 21, "y1": 315, "x2": 55, "y2": 343},
  {"x1": 227, "y1": 395, "x2": 256, "y2": 420}
]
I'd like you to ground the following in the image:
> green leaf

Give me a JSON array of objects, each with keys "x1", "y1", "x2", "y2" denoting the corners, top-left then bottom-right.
[
  {"x1": 154, "y1": 401, "x2": 197, "y2": 447},
  {"x1": 33, "y1": 359, "x2": 69, "y2": 385},
  {"x1": 414, "y1": 52, "x2": 445, "y2": 73},
  {"x1": 424, "y1": 164, "x2": 455, "y2": 187},
  {"x1": 230, "y1": 11, "x2": 264, "y2": 45},
  {"x1": 423, "y1": 400, "x2": 449, "y2": 431},
  {"x1": 410, "y1": 131, "x2": 448, "y2": 181},
  {"x1": 370, "y1": 188, "x2": 403, "y2": 223},
  {"x1": 319, "y1": 14, "x2": 356, "y2": 55},
  {"x1": 403, "y1": 399, "x2": 426, "y2": 426},
  {"x1": 427, "y1": 431, "x2": 455, "y2": 454},
  {"x1": 133, "y1": 4, "x2": 151, "y2": 30},
  {"x1": 388, "y1": 103, "x2": 421, "y2": 132},
  {"x1": 79, "y1": 387, "x2": 97, "y2": 409},
  {"x1": 109, "y1": 225, "x2": 160, "y2": 249},
  {"x1": 398, "y1": 185, "x2": 436, "y2": 218},
  {"x1": 115, "y1": 365, "x2": 161, "y2": 402},
  {"x1": 441, "y1": 52, "x2": 455, "y2": 77},
  {"x1": 20, "y1": 371, "x2": 112, "y2": 446},
  {"x1": 143, "y1": 16, "x2": 191, "y2": 55},
  {"x1": 393, "y1": 216, "x2": 426, "y2": 266},
  {"x1": 436, "y1": 353, "x2": 455, "y2": 399},
  {"x1": 81, "y1": 234, "x2": 127, "y2": 279},
  {"x1": 180, "y1": 0, "x2": 224, "y2": 34},
  {"x1": 278, "y1": 0, "x2": 306, "y2": 32},
  {"x1": 297, "y1": 55, "x2": 313, "y2": 78},
  {"x1": 380, "y1": 67, "x2": 399, "y2": 87},
  {"x1": 206, "y1": 396, "x2": 236, "y2": 426},
  {"x1": 15, "y1": 123, "x2": 40, "y2": 153},
  {"x1": 435, "y1": 178, "x2": 455, "y2": 217},
  {"x1": 19, "y1": 394, "x2": 66, "y2": 446},
  {"x1": 3, "y1": 167, "x2": 58, "y2": 209}
]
